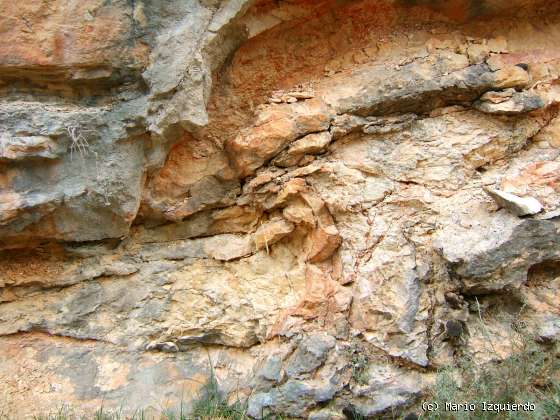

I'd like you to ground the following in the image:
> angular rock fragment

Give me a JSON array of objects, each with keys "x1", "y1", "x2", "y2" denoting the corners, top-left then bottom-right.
[
  {"x1": 285, "y1": 333, "x2": 336, "y2": 378},
  {"x1": 202, "y1": 233, "x2": 253, "y2": 261},
  {"x1": 492, "y1": 65, "x2": 531, "y2": 89},
  {"x1": 253, "y1": 218, "x2": 295, "y2": 251},
  {"x1": 475, "y1": 91, "x2": 545, "y2": 114},
  {"x1": 226, "y1": 99, "x2": 333, "y2": 177},
  {"x1": 350, "y1": 364, "x2": 424, "y2": 417},
  {"x1": 484, "y1": 187, "x2": 543, "y2": 216},
  {"x1": 273, "y1": 178, "x2": 308, "y2": 208},
  {"x1": 283, "y1": 200, "x2": 315, "y2": 226},
  {"x1": 287, "y1": 131, "x2": 332, "y2": 156},
  {"x1": 306, "y1": 224, "x2": 342, "y2": 263},
  {"x1": 271, "y1": 131, "x2": 332, "y2": 168},
  {"x1": 536, "y1": 209, "x2": 560, "y2": 220},
  {"x1": 436, "y1": 213, "x2": 560, "y2": 293}
]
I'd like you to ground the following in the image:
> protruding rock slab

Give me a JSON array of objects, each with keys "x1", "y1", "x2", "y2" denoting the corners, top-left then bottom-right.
[
  {"x1": 484, "y1": 187, "x2": 543, "y2": 216},
  {"x1": 254, "y1": 219, "x2": 295, "y2": 251},
  {"x1": 436, "y1": 212, "x2": 560, "y2": 293}
]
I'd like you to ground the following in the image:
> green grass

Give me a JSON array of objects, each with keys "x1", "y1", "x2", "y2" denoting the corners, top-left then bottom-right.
[
  {"x1": 24, "y1": 312, "x2": 560, "y2": 420},
  {"x1": 29, "y1": 367, "x2": 252, "y2": 420},
  {"x1": 350, "y1": 351, "x2": 369, "y2": 386},
  {"x1": 422, "y1": 317, "x2": 560, "y2": 420},
  {"x1": 188, "y1": 366, "x2": 247, "y2": 420},
  {"x1": 32, "y1": 405, "x2": 143, "y2": 420}
]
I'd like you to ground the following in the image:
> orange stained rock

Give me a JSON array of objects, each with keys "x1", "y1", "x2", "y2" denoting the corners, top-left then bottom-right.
[
  {"x1": 227, "y1": 99, "x2": 333, "y2": 178},
  {"x1": 502, "y1": 161, "x2": 560, "y2": 190},
  {"x1": 0, "y1": 0, "x2": 147, "y2": 70}
]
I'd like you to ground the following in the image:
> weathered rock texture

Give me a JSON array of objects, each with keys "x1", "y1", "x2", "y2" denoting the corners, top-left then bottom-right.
[{"x1": 1, "y1": 0, "x2": 560, "y2": 417}]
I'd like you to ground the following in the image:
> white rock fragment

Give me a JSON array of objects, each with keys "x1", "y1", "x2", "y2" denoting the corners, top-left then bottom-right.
[
  {"x1": 484, "y1": 187, "x2": 543, "y2": 216},
  {"x1": 146, "y1": 341, "x2": 179, "y2": 353}
]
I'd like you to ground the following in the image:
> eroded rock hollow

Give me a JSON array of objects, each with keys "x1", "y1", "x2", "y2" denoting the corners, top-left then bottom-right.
[{"x1": 1, "y1": 0, "x2": 559, "y2": 417}]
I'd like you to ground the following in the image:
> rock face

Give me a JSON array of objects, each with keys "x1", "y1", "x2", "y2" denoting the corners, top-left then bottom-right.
[{"x1": 1, "y1": 0, "x2": 560, "y2": 417}]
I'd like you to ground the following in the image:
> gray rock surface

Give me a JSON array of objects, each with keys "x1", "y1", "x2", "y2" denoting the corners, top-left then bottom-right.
[
  {"x1": 285, "y1": 333, "x2": 336, "y2": 378},
  {"x1": 436, "y1": 213, "x2": 560, "y2": 293}
]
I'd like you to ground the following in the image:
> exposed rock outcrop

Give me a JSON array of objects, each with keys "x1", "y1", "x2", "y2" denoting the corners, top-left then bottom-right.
[{"x1": 1, "y1": 0, "x2": 560, "y2": 417}]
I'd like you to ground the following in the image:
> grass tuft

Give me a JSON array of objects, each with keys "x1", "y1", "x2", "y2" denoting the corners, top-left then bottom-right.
[
  {"x1": 189, "y1": 366, "x2": 247, "y2": 420},
  {"x1": 423, "y1": 312, "x2": 560, "y2": 420},
  {"x1": 30, "y1": 368, "x2": 250, "y2": 420}
]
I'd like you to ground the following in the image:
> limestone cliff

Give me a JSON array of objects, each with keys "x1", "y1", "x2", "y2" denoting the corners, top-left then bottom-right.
[{"x1": 1, "y1": 0, "x2": 559, "y2": 417}]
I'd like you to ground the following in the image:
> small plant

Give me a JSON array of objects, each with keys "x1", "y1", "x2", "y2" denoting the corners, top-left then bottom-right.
[
  {"x1": 92, "y1": 405, "x2": 125, "y2": 420},
  {"x1": 32, "y1": 405, "x2": 145, "y2": 420},
  {"x1": 190, "y1": 366, "x2": 248, "y2": 420},
  {"x1": 66, "y1": 125, "x2": 91, "y2": 160},
  {"x1": 28, "y1": 367, "x2": 291, "y2": 420},
  {"x1": 65, "y1": 126, "x2": 111, "y2": 205},
  {"x1": 32, "y1": 404, "x2": 74, "y2": 420},
  {"x1": 422, "y1": 309, "x2": 560, "y2": 420},
  {"x1": 349, "y1": 346, "x2": 369, "y2": 386}
]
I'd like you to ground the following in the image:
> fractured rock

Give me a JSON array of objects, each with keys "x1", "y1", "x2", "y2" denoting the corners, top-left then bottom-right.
[
  {"x1": 3, "y1": 0, "x2": 560, "y2": 416},
  {"x1": 247, "y1": 379, "x2": 339, "y2": 419},
  {"x1": 475, "y1": 91, "x2": 545, "y2": 114},
  {"x1": 436, "y1": 212, "x2": 560, "y2": 293},
  {"x1": 287, "y1": 131, "x2": 332, "y2": 156},
  {"x1": 227, "y1": 99, "x2": 333, "y2": 177},
  {"x1": 500, "y1": 160, "x2": 560, "y2": 211},
  {"x1": 492, "y1": 65, "x2": 531, "y2": 89},
  {"x1": 350, "y1": 364, "x2": 425, "y2": 417},
  {"x1": 362, "y1": 113, "x2": 417, "y2": 134},
  {"x1": 330, "y1": 114, "x2": 371, "y2": 140},
  {"x1": 285, "y1": 332, "x2": 336, "y2": 378},
  {"x1": 283, "y1": 200, "x2": 316, "y2": 226},
  {"x1": 253, "y1": 219, "x2": 295, "y2": 251}
]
